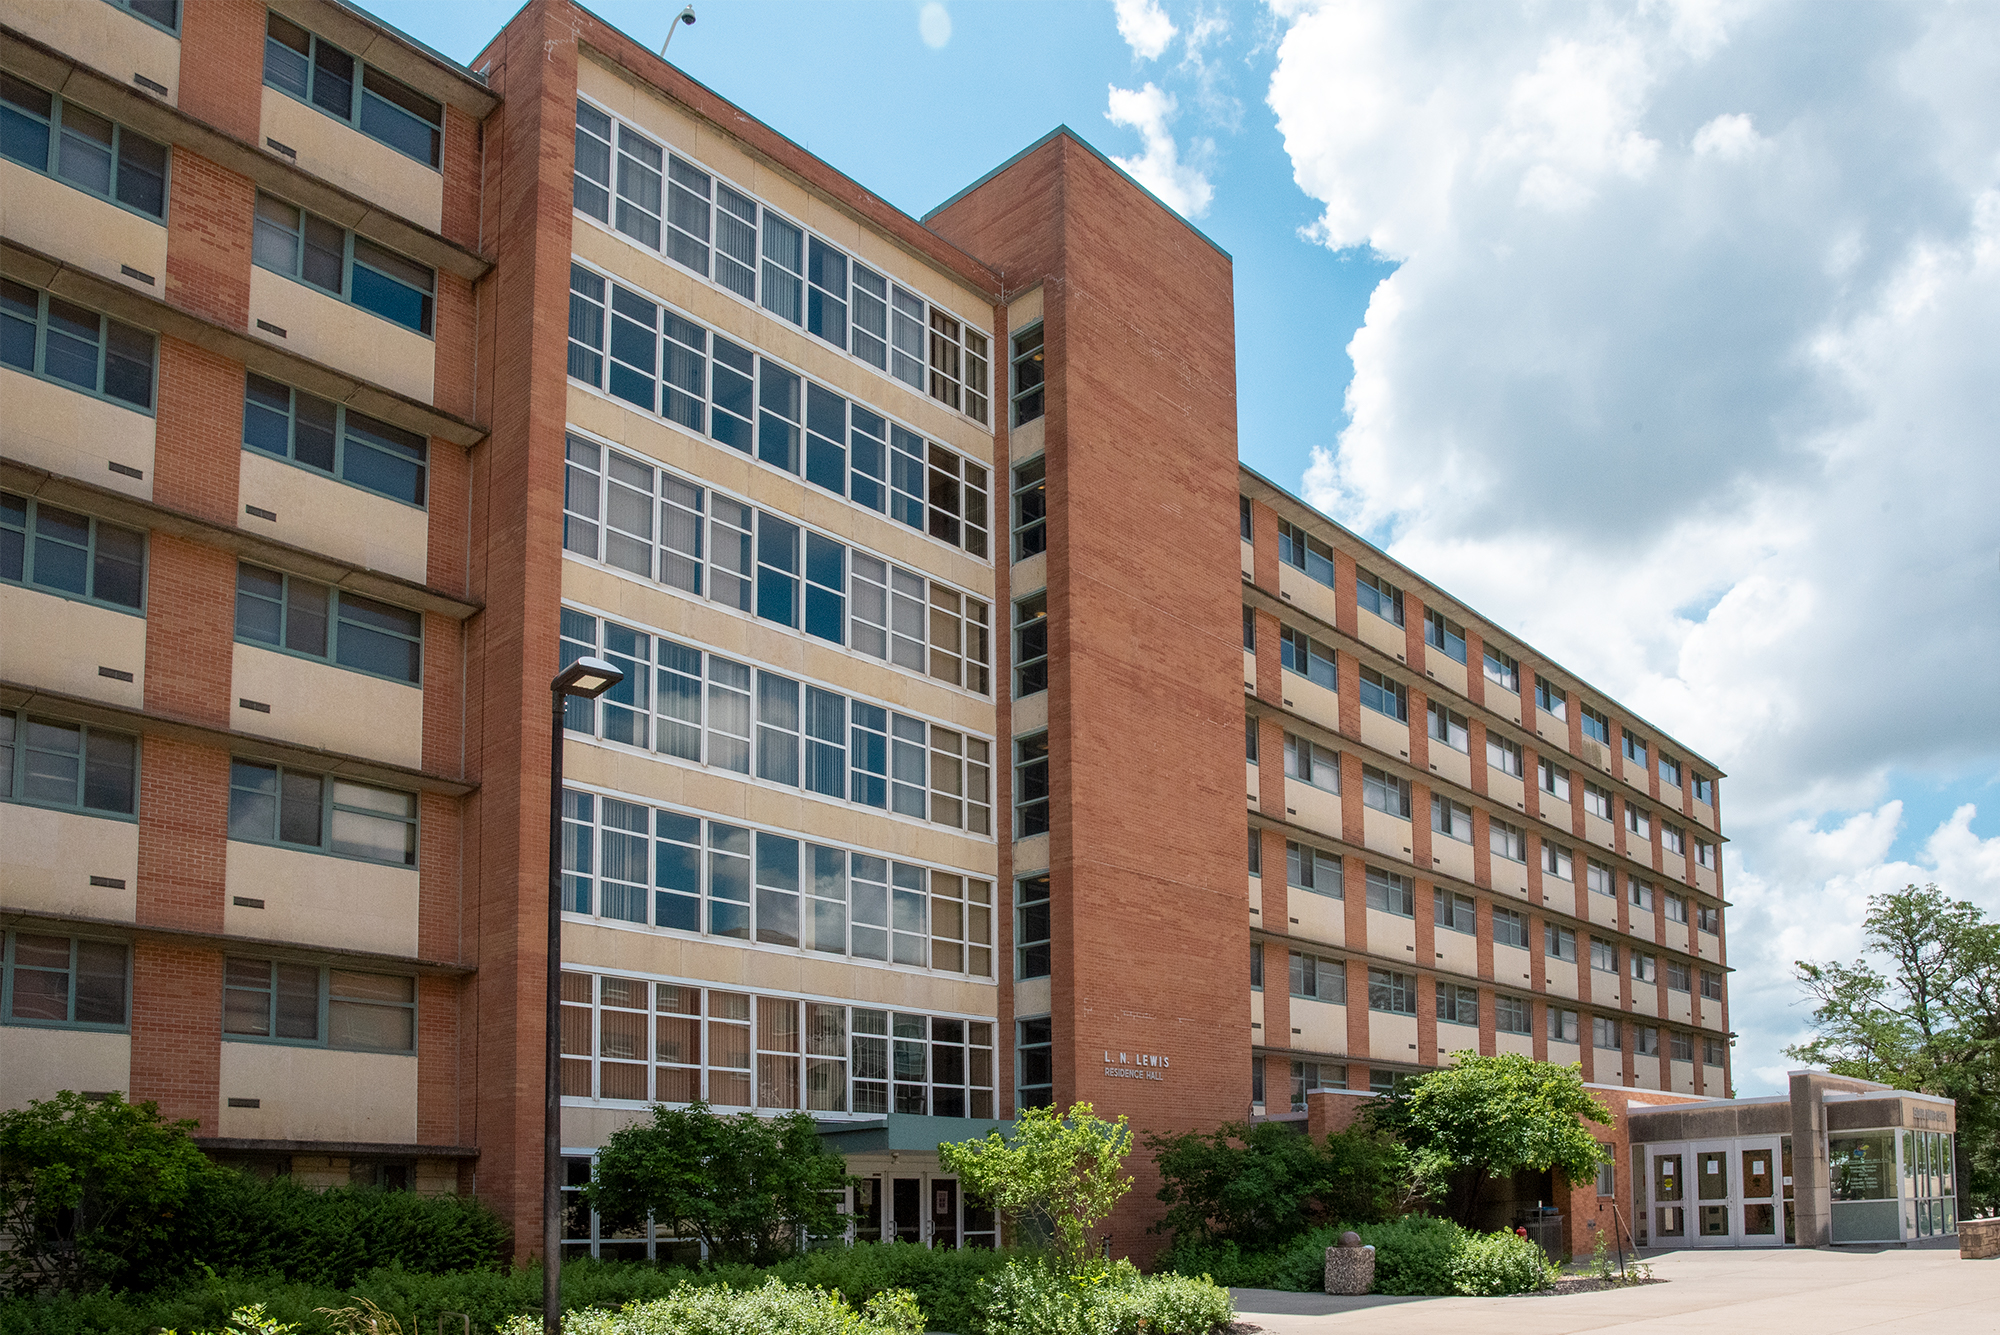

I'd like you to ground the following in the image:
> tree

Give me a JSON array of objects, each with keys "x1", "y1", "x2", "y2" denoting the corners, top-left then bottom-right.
[
  {"x1": 0, "y1": 1091, "x2": 216, "y2": 1295},
  {"x1": 584, "y1": 1102, "x2": 851, "y2": 1264},
  {"x1": 1146, "y1": 1120, "x2": 1407, "y2": 1250},
  {"x1": 1787, "y1": 883, "x2": 2000, "y2": 1213},
  {"x1": 1366, "y1": 1053, "x2": 1611, "y2": 1226},
  {"x1": 939, "y1": 1102, "x2": 1132, "y2": 1274}
]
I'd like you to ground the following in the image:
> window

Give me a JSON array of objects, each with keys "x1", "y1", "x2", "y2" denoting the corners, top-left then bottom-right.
[
  {"x1": 1493, "y1": 905, "x2": 1527, "y2": 948},
  {"x1": 1597, "y1": 1158, "x2": 1617, "y2": 1197},
  {"x1": 1246, "y1": 717, "x2": 1259, "y2": 764},
  {"x1": 1437, "y1": 982, "x2": 1478, "y2": 1025},
  {"x1": 1534, "y1": 675, "x2": 1568, "y2": 719},
  {"x1": 1010, "y1": 324, "x2": 1044, "y2": 425},
  {"x1": 1248, "y1": 943, "x2": 1265, "y2": 995},
  {"x1": 1663, "y1": 824, "x2": 1687, "y2": 856},
  {"x1": 1496, "y1": 994, "x2": 1531, "y2": 1034},
  {"x1": 1623, "y1": 731, "x2": 1649, "y2": 766},
  {"x1": 1018, "y1": 1016, "x2": 1053, "y2": 1111},
  {"x1": 1276, "y1": 520, "x2": 1335, "y2": 587},
  {"x1": 1542, "y1": 841, "x2": 1574, "y2": 882},
  {"x1": 1625, "y1": 804, "x2": 1652, "y2": 839},
  {"x1": 105, "y1": 0, "x2": 179, "y2": 32},
  {"x1": 263, "y1": 14, "x2": 442, "y2": 166},
  {"x1": 1, "y1": 281, "x2": 156, "y2": 411},
  {"x1": 1703, "y1": 1036, "x2": 1726, "y2": 1066},
  {"x1": 1434, "y1": 889, "x2": 1475, "y2": 934},
  {"x1": 1486, "y1": 734, "x2": 1523, "y2": 777},
  {"x1": 1699, "y1": 969, "x2": 1724, "y2": 1000},
  {"x1": 1287, "y1": 842, "x2": 1343, "y2": 899},
  {"x1": 1251, "y1": 1055, "x2": 1265, "y2": 1106},
  {"x1": 1240, "y1": 495, "x2": 1252, "y2": 541},
  {"x1": 1365, "y1": 866, "x2": 1414, "y2": 918},
  {"x1": 1427, "y1": 700, "x2": 1469, "y2": 752},
  {"x1": 1015, "y1": 733, "x2": 1049, "y2": 838},
  {"x1": 1696, "y1": 838, "x2": 1716, "y2": 870},
  {"x1": 1368, "y1": 1069, "x2": 1406, "y2": 1096},
  {"x1": 1290, "y1": 951, "x2": 1345, "y2": 1001},
  {"x1": 1590, "y1": 937, "x2": 1618, "y2": 973},
  {"x1": 2, "y1": 933, "x2": 127, "y2": 1029},
  {"x1": 1548, "y1": 1007, "x2": 1579, "y2": 1043},
  {"x1": 227, "y1": 761, "x2": 416, "y2": 865},
  {"x1": 1014, "y1": 593, "x2": 1048, "y2": 697},
  {"x1": 235, "y1": 564, "x2": 422, "y2": 684},
  {"x1": 1583, "y1": 782, "x2": 1612, "y2": 820},
  {"x1": 1667, "y1": 960, "x2": 1691, "y2": 992},
  {"x1": 1659, "y1": 753, "x2": 1682, "y2": 787},
  {"x1": 253, "y1": 193, "x2": 434, "y2": 334},
  {"x1": 1586, "y1": 859, "x2": 1613, "y2": 897},
  {"x1": 1358, "y1": 667, "x2": 1407, "y2": 722},
  {"x1": 1538, "y1": 758, "x2": 1571, "y2": 802},
  {"x1": 1697, "y1": 903, "x2": 1720, "y2": 936},
  {"x1": 1285, "y1": 735, "x2": 1339, "y2": 793},
  {"x1": 0, "y1": 713, "x2": 138, "y2": 817},
  {"x1": 1636, "y1": 1025, "x2": 1662, "y2": 1057},
  {"x1": 1368, "y1": 968, "x2": 1416, "y2": 1014},
  {"x1": 926, "y1": 308, "x2": 991, "y2": 422},
  {"x1": 224, "y1": 957, "x2": 415, "y2": 1051},
  {"x1": 1280, "y1": 627, "x2": 1338, "y2": 690},
  {"x1": 1592, "y1": 1015, "x2": 1622, "y2": 1051},
  {"x1": 1430, "y1": 795, "x2": 1472, "y2": 843},
  {"x1": 1545, "y1": 924, "x2": 1576, "y2": 962},
  {"x1": 0, "y1": 76, "x2": 167, "y2": 217},
  {"x1": 1423, "y1": 609, "x2": 1467, "y2": 664},
  {"x1": 1490, "y1": 818, "x2": 1526, "y2": 863},
  {"x1": 1356, "y1": 568, "x2": 1403, "y2": 625},
  {"x1": 1291, "y1": 1060, "x2": 1345, "y2": 1111},
  {"x1": 1630, "y1": 878, "x2": 1655, "y2": 912},
  {"x1": 243, "y1": 375, "x2": 428, "y2": 506},
  {"x1": 1670, "y1": 1029, "x2": 1693, "y2": 1062},
  {"x1": 1664, "y1": 892, "x2": 1688, "y2": 924},
  {"x1": 1692, "y1": 772, "x2": 1714, "y2": 805},
  {"x1": 1011, "y1": 456, "x2": 1046, "y2": 561},
  {"x1": 1, "y1": 492, "x2": 146, "y2": 611},
  {"x1": 1360, "y1": 765, "x2": 1410, "y2": 818},
  {"x1": 1483, "y1": 645, "x2": 1518, "y2": 692},
  {"x1": 1581, "y1": 705, "x2": 1610, "y2": 745},
  {"x1": 1248, "y1": 823, "x2": 1261, "y2": 874},
  {"x1": 1243, "y1": 605, "x2": 1256, "y2": 652},
  {"x1": 1632, "y1": 952, "x2": 1658, "y2": 984}
]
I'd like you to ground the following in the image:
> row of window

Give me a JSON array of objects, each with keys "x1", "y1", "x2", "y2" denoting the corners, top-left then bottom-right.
[
  {"x1": 2, "y1": 75, "x2": 167, "y2": 219},
  {"x1": 263, "y1": 11, "x2": 444, "y2": 168},
  {"x1": 566, "y1": 267, "x2": 990, "y2": 557},
  {"x1": 3, "y1": 491, "x2": 146, "y2": 612},
  {"x1": 244, "y1": 375, "x2": 429, "y2": 507},
  {"x1": 559, "y1": 609, "x2": 992, "y2": 834},
  {"x1": 572, "y1": 100, "x2": 990, "y2": 424},
  {"x1": 560, "y1": 972, "x2": 996, "y2": 1117},
  {"x1": 2, "y1": 281, "x2": 156, "y2": 414},
  {"x1": 562, "y1": 436, "x2": 991, "y2": 694},
  {"x1": 559, "y1": 788, "x2": 992, "y2": 977},
  {"x1": 236, "y1": 563, "x2": 424, "y2": 685},
  {"x1": 0, "y1": 713, "x2": 138, "y2": 818},
  {"x1": 253, "y1": 191, "x2": 435, "y2": 335}
]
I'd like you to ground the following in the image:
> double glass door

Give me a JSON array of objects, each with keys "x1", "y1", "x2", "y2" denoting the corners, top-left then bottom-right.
[{"x1": 1651, "y1": 1138, "x2": 1785, "y2": 1247}]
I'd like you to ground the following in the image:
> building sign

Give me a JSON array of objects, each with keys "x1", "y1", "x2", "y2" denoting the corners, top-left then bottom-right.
[{"x1": 1103, "y1": 1050, "x2": 1170, "y2": 1081}]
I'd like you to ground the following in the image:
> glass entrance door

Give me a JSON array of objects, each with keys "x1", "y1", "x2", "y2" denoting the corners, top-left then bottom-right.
[
  {"x1": 1694, "y1": 1145, "x2": 1733, "y2": 1243},
  {"x1": 890, "y1": 1177, "x2": 923, "y2": 1244},
  {"x1": 1650, "y1": 1149, "x2": 1687, "y2": 1245},
  {"x1": 931, "y1": 1178, "x2": 959, "y2": 1249},
  {"x1": 1738, "y1": 1141, "x2": 1783, "y2": 1246}
]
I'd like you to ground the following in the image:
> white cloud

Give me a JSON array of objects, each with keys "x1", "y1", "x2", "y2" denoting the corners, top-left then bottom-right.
[
  {"x1": 1106, "y1": 82, "x2": 1216, "y2": 218},
  {"x1": 1267, "y1": 1, "x2": 2000, "y2": 1091},
  {"x1": 918, "y1": 2, "x2": 951, "y2": 50},
  {"x1": 1114, "y1": 0, "x2": 1178, "y2": 61}
]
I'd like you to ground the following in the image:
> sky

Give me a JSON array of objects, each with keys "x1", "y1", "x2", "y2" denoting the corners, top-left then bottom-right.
[{"x1": 368, "y1": 0, "x2": 2000, "y2": 1098}]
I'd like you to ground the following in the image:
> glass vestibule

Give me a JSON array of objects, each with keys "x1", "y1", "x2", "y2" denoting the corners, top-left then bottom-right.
[{"x1": 1829, "y1": 1128, "x2": 1956, "y2": 1243}]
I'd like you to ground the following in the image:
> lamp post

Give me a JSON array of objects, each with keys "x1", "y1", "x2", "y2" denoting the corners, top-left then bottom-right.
[{"x1": 545, "y1": 655, "x2": 624, "y2": 1335}]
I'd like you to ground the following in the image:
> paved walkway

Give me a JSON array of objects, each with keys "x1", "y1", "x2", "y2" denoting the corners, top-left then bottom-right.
[{"x1": 1228, "y1": 1246, "x2": 2000, "y2": 1334}]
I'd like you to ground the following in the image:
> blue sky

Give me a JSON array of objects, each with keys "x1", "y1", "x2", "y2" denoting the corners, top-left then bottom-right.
[{"x1": 370, "y1": 0, "x2": 2000, "y2": 1097}]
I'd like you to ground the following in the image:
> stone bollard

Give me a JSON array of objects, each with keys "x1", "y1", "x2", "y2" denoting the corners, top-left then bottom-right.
[{"x1": 1324, "y1": 1231, "x2": 1376, "y2": 1295}]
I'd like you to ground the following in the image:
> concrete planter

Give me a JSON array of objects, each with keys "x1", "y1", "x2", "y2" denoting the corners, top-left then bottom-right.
[
  {"x1": 1324, "y1": 1237, "x2": 1376, "y2": 1295},
  {"x1": 1961, "y1": 1217, "x2": 1999, "y2": 1260}
]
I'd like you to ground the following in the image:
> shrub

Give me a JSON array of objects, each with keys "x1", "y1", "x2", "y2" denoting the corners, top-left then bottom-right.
[
  {"x1": 1355, "y1": 1216, "x2": 1466, "y2": 1296},
  {"x1": 1147, "y1": 1121, "x2": 1407, "y2": 1252},
  {"x1": 1157, "y1": 1215, "x2": 1477, "y2": 1297},
  {"x1": 974, "y1": 1261, "x2": 1233, "y2": 1335},
  {"x1": 941, "y1": 1104, "x2": 1133, "y2": 1277},
  {"x1": 492, "y1": 1279, "x2": 921, "y2": 1335},
  {"x1": 1448, "y1": 1229, "x2": 1557, "y2": 1295}
]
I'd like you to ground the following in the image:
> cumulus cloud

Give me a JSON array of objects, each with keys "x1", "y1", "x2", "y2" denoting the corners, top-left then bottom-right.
[
  {"x1": 1114, "y1": 0, "x2": 1178, "y2": 61},
  {"x1": 1106, "y1": 82, "x2": 1216, "y2": 217},
  {"x1": 918, "y1": 2, "x2": 951, "y2": 50},
  {"x1": 1267, "y1": 0, "x2": 2000, "y2": 1091}
]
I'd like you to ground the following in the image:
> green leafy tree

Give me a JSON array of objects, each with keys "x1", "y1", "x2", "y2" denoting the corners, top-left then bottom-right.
[
  {"x1": 0, "y1": 1091, "x2": 216, "y2": 1295},
  {"x1": 1145, "y1": 1121, "x2": 1407, "y2": 1250},
  {"x1": 585, "y1": 1102, "x2": 851, "y2": 1265},
  {"x1": 1367, "y1": 1053, "x2": 1611, "y2": 1225},
  {"x1": 939, "y1": 1102, "x2": 1132, "y2": 1275},
  {"x1": 1787, "y1": 883, "x2": 2000, "y2": 1212}
]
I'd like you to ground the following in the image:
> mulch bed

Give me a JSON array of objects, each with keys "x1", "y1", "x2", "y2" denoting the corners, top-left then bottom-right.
[{"x1": 1517, "y1": 1274, "x2": 1668, "y2": 1296}]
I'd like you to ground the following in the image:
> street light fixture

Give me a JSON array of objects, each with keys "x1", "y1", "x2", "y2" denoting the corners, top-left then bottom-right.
[
  {"x1": 659, "y1": 5, "x2": 696, "y2": 56},
  {"x1": 545, "y1": 654, "x2": 624, "y2": 1335}
]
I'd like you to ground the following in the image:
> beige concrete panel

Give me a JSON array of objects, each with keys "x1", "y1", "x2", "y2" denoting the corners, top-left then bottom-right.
[
  {"x1": 1494, "y1": 943, "x2": 1533, "y2": 988},
  {"x1": 2, "y1": 160, "x2": 169, "y2": 294},
  {"x1": 1249, "y1": 987, "x2": 1264, "y2": 1043},
  {"x1": 1692, "y1": 799, "x2": 1716, "y2": 831},
  {"x1": 1424, "y1": 654, "x2": 1467, "y2": 699},
  {"x1": 0, "y1": 366, "x2": 156, "y2": 500},
  {"x1": 1576, "y1": 738, "x2": 1611, "y2": 773},
  {"x1": 1284, "y1": 675, "x2": 1341, "y2": 736},
  {"x1": 1585, "y1": 813, "x2": 1616, "y2": 851},
  {"x1": 1694, "y1": 930, "x2": 1721, "y2": 965},
  {"x1": 1247, "y1": 873, "x2": 1262, "y2": 917},
  {"x1": 259, "y1": 87, "x2": 442, "y2": 233},
  {"x1": 1242, "y1": 648, "x2": 1257, "y2": 692},
  {"x1": 561, "y1": 920, "x2": 997, "y2": 1014},
  {"x1": 1535, "y1": 710, "x2": 1569, "y2": 752},
  {"x1": 1635, "y1": 1063, "x2": 1662, "y2": 1091},
  {"x1": 1629, "y1": 907, "x2": 1655, "y2": 941},
  {"x1": 1007, "y1": 285, "x2": 1043, "y2": 330},
  {"x1": 1016, "y1": 976, "x2": 1050, "y2": 1019},
  {"x1": 1546, "y1": 959, "x2": 1578, "y2": 1000},
  {"x1": 1434, "y1": 927, "x2": 1476, "y2": 977},
  {"x1": 1619, "y1": 752, "x2": 1646, "y2": 789},
  {"x1": 1494, "y1": 1030, "x2": 1535, "y2": 1059},
  {"x1": 1429, "y1": 744, "x2": 1470, "y2": 791},
  {"x1": 1491, "y1": 852, "x2": 1529, "y2": 895},
  {"x1": 239, "y1": 450, "x2": 428, "y2": 584},
  {"x1": 1366, "y1": 908, "x2": 1416, "y2": 960},
  {"x1": 1240, "y1": 538, "x2": 1255, "y2": 581},
  {"x1": 1292, "y1": 998, "x2": 1347, "y2": 1053},
  {"x1": 0, "y1": 1027, "x2": 129, "y2": 1109},
  {"x1": 1013, "y1": 832, "x2": 1049, "y2": 874},
  {"x1": 248, "y1": 267, "x2": 434, "y2": 403},
  {"x1": 10, "y1": 0, "x2": 181, "y2": 103},
  {"x1": 0, "y1": 584, "x2": 146, "y2": 707},
  {"x1": 1665, "y1": 919, "x2": 1693, "y2": 956},
  {"x1": 561, "y1": 1103, "x2": 650, "y2": 1149},
  {"x1": 1291, "y1": 889, "x2": 1344, "y2": 948},
  {"x1": 0, "y1": 803, "x2": 139, "y2": 920},
  {"x1": 1668, "y1": 990, "x2": 1692, "y2": 1025},
  {"x1": 566, "y1": 394, "x2": 992, "y2": 595},
  {"x1": 1487, "y1": 769, "x2": 1525, "y2": 812},
  {"x1": 1014, "y1": 689, "x2": 1047, "y2": 737},
  {"x1": 1695, "y1": 864, "x2": 1717, "y2": 897},
  {"x1": 1361, "y1": 807, "x2": 1414, "y2": 862},
  {"x1": 1359, "y1": 707, "x2": 1409, "y2": 761},
  {"x1": 1276, "y1": 563, "x2": 1340, "y2": 630},
  {"x1": 231, "y1": 642, "x2": 424, "y2": 770},
  {"x1": 1542, "y1": 796, "x2": 1572, "y2": 831},
  {"x1": 1012, "y1": 549, "x2": 1046, "y2": 594},
  {"x1": 1671, "y1": 1060, "x2": 1695, "y2": 1095},
  {"x1": 1702, "y1": 1063, "x2": 1725, "y2": 1087},
  {"x1": 224, "y1": 840, "x2": 418, "y2": 956},
  {"x1": 1009, "y1": 418, "x2": 1044, "y2": 469},
  {"x1": 1245, "y1": 759, "x2": 1259, "y2": 806},
  {"x1": 1633, "y1": 987, "x2": 1659, "y2": 1019},
  {"x1": 1370, "y1": 1010, "x2": 1419, "y2": 1061},
  {"x1": 1432, "y1": 834, "x2": 1475, "y2": 885},
  {"x1": 1587, "y1": 891, "x2": 1619, "y2": 928},
  {"x1": 1548, "y1": 1040, "x2": 1581, "y2": 1068},
  {"x1": 217, "y1": 1043, "x2": 416, "y2": 1142},
  {"x1": 1356, "y1": 609, "x2": 1406, "y2": 660},
  {"x1": 1285, "y1": 781, "x2": 1340, "y2": 840}
]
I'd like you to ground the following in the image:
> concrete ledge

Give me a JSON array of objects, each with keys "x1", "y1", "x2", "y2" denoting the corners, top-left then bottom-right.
[{"x1": 1962, "y1": 1216, "x2": 1999, "y2": 1260}]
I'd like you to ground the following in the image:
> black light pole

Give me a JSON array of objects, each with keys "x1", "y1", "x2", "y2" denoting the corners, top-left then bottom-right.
[{"x1": 546, "y1": 655, "x2": 624, "y2": 1335}]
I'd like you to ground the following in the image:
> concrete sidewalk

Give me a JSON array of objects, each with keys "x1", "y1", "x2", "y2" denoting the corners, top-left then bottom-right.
[{"x1": 1228, "y1": 1246, "x2": 2000, "y2": 1333}]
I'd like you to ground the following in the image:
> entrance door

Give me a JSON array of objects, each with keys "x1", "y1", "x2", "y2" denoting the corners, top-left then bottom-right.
[
  {"x1": 1693, "y1": 1144, "x2": 1733, "y2": 1244},
  {"x1": 931, "y1": 1178, "x2": 959, "y2": 1250},
  {"x1": 1649, "y1": 1148, "x2": 1689, "y2": 1245},
  {"x1": 1736, "y1": 1140, "x2": 1783, "y2": 1247},
  {"x1": 890, "y1": 1177, "x2": 923, "y2": 1245}
]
